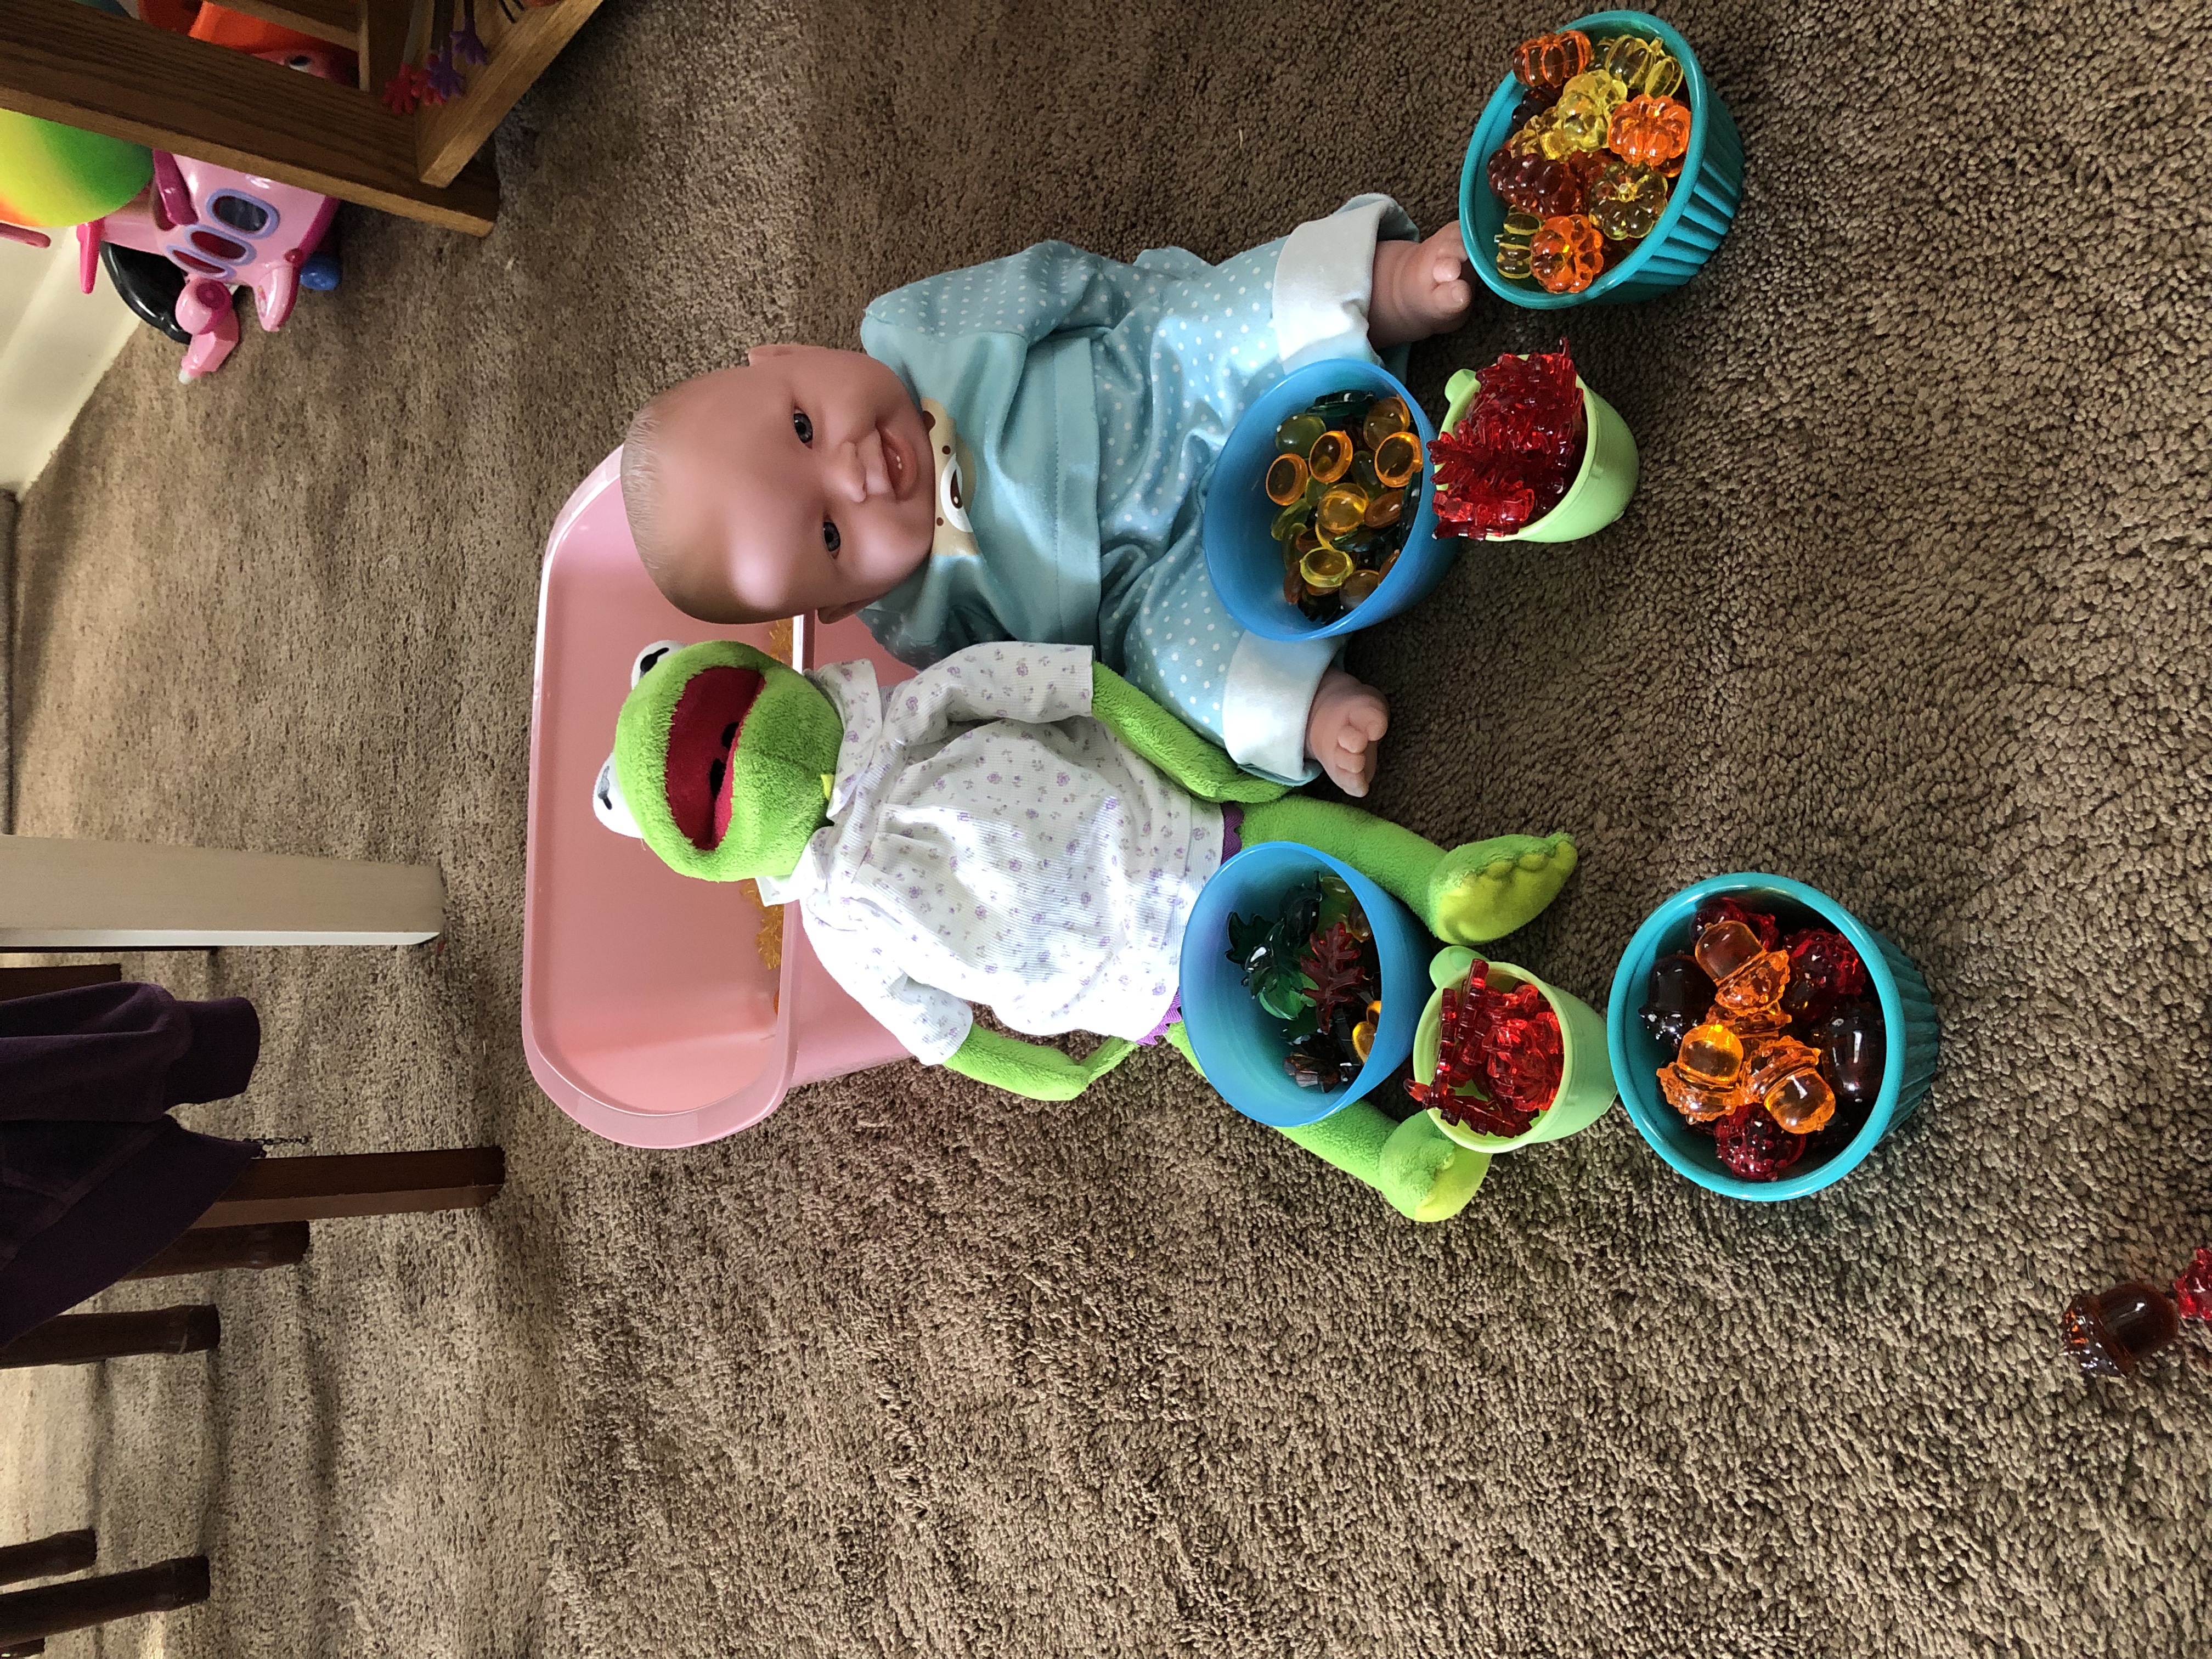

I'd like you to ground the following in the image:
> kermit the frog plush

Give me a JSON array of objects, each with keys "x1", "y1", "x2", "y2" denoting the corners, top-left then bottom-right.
[{"x1": 597, "y1": 639, "x2": 1577, "y2": 1223}]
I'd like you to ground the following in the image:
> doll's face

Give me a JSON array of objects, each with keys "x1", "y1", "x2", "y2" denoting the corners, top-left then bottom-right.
[{"x1": 639, "y1": 346, "x2": 936, "y2": 623}]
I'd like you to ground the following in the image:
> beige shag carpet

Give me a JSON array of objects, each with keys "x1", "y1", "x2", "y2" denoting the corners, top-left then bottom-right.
[{"x1": 5, "y1": 1, "x2": 2209, "y2": 1653}]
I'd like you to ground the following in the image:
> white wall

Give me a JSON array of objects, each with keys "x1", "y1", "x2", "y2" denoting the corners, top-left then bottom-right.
[{"x1": 0, "y1": 234, "x2": 141, "y2": 495}]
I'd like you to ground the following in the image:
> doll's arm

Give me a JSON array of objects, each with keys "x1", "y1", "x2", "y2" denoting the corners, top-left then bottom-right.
[
  {"x1": 944, "y1": 1026, "x2": 1137, "y2": 1102},
  {"x1": 1088, "y1": 663, "x2": 1291, "y2": 804}
]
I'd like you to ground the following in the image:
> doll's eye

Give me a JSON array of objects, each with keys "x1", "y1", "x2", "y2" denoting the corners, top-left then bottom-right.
[
  {"x1": 792, "y1": 410, "x2": 814, "y2": 445},
  {"x1": 822, "y1": 521, "x2": 842, "y2": 556}
]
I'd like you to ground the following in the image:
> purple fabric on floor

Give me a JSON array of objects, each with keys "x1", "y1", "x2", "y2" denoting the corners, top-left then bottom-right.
[
  {"x1": 1137, "y1": 806, "x2": 1246, "y2": 1046},
  {"x1": 0, "y1": 984, "x2": 262, "y2": 1348}
]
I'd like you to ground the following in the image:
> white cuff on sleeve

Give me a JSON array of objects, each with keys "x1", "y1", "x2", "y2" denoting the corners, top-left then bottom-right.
[
  {"x1": 1222, "y1": 633, "x2": 1335, "y2": 783},
  {"x1": 1271, "y1": 194, "x2": 1417, "y2": 371}
]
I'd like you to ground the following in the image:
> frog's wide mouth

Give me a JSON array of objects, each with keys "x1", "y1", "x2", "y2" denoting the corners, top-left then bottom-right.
[{"x1": 664, "y1": 664, "x2": 763, "y2": 849}]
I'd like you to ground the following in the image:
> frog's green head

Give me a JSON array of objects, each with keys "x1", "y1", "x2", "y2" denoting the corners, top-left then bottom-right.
[{"x1": 601, "y1": 640, "x2": 843, "y2": 882}]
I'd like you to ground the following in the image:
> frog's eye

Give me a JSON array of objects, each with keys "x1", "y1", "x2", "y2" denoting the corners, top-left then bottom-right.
[
  {"x1": 631, "y1": 639, "x2": 684, "y2": 687},
  {"x1": 592, "y1": 756, "x2": 641, "y2": 838}
]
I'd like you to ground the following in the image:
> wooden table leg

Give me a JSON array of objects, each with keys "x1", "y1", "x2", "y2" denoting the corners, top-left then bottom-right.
[
  {"x1": 0, "y1": 964, "x2": 120, "y2": 1002},
  {"x1": 0, "y1": 1558, "x2": 208, "y2": 1647},
  {"x1": 0, "y1": 1533, "x2": 95, "y2": 1588},
  {"x1": 0, "y1": 834, "x2": 443, "y2": 948},
  {"x1": 0, "y1": 1307, "x2": 217, "y2": 1369},
  {"x1": 124, "y1": 1223, "x2": 310, "y2": 1280},
  {"x1": 189, "y1": 1148, "x2": 504, "y2": 1229}
]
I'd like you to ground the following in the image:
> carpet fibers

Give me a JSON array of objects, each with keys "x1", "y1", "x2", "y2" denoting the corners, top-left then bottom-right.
[{"x1": 4, "y1": 1, "x2": 2209, "y2": 1654}]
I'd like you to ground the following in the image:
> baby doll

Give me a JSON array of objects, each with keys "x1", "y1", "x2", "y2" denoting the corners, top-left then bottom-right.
[
  {"x1": 596, "y1": 638, "x2": 1577, "y2": 1222},
  {"x1": 618, "y1": 197, "x2": 1476, "y2": 798}
]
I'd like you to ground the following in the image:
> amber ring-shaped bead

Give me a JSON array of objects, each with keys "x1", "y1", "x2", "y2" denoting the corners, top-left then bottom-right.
[
  {"x1": 1316, "y1": 485, "x2": 1371, "y2": 538},
  {"x1": 1307, "y1": 430, "x2": 1354, "y2": 483},
  {"x1": 1361, "y1": 396, "x2": 1412, "y2": 450},
  {"x1": 1266, "y1": 453, "x2": 1310, "y2": 506},
  {"x1": 1299, "y1": 545, "x2": 1354, "y2": 591},
  {"x1": 1373, "y1": 430, "x2": 1423, "y2": 489}
]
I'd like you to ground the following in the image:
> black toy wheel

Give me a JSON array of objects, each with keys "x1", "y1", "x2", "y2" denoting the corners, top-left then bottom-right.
[{"x1": 99, "y1": 242, "x2": 195, "y2": 346}]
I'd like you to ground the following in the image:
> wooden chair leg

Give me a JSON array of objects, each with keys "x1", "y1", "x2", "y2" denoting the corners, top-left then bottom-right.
[
  {"x1": 0, "y1": 1558, "x2": 208, "y2": 1648},
  {"x1": 0, "y1": 1533, "x2": 95, "y2": 1589},
  {"x1": 189, "y1": 1148, "x2": 504, "y2": 1229},
  {"x1": 0, "y1": 1307, "x2": 217, "y2": 1369},
  {"x1": 124, "y1": 1223, "x2": 309, "y2": 1280}
]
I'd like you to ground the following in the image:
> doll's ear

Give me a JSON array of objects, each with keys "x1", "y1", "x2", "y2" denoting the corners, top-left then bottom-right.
[{"x1": 631, "y1": 639, "x2": 684, "y2": 687}]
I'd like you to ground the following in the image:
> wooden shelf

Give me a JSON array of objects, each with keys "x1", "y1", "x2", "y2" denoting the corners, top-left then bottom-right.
[{"x1": 0, "y1": 0, "x2": 607, "y2": 235}]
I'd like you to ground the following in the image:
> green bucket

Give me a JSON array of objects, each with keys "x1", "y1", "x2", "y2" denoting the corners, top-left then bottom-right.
[
  {"x1": 1440, "y1": 368, "x2": 1639, "y2": 544},
  {"x1": 1413, "y1": 947, "x2": 1617, "y2": 1153}
]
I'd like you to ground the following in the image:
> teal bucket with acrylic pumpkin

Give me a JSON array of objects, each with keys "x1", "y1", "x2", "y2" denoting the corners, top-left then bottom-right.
[
  {"x1": 1459, "y1": 9, "x2": 1745, "y2": 309},
  {"x1": 1605, "y1": 873, "x2": 1941, "y2": 1202},
  {"x1": 1441, "y1": 367, "x2": 1638, "y2": 542},
  {"x1": 1413, "y1": 947, "x2": 1616, "y2": 1152}
]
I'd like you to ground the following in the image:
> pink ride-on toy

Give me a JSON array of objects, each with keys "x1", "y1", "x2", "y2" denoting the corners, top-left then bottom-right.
[
  {"x1": 524, "y1": 448, "x2": 915, "y2": 1149},
  {"x1": 74, "y1": 46, "x2": 347, "y2": 382}
]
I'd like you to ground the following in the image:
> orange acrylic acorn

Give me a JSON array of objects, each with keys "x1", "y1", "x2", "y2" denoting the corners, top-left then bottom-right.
[{"x1": 1607, "y1": 94, "x2": 1692, "y2": 167}]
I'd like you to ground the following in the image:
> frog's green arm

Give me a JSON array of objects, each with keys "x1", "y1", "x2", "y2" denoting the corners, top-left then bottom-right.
[
  {"x1": 944, "y1": 1024, "x2": 1138, "y2": 1102},
  {"x1": 1088, "y1": 663, "x2": 1291, "y2": 804}
]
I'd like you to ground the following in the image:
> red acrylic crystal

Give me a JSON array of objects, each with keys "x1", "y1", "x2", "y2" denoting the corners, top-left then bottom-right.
[
  {"x1": 1780, "y1": 928, "x2": 1869, "y2": 1024},
  {"x1": 2176, "y1": 1248, "x2": 2212, "y2": 1322},
  {"x1": 1712, "y1": 1098, "x2": 1807, "y2": 1181},
  {"x1": 1429, "y1": 345, "x2": 1587, "y2": 538},
  {"x1": 1406, "y1": 960, "x2": 1564, "y2": 1136}
]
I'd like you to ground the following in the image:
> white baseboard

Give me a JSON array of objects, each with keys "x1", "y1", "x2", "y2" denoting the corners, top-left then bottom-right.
[{"x1": 0, "y1": 234, "x2": 142, "y2": 495}]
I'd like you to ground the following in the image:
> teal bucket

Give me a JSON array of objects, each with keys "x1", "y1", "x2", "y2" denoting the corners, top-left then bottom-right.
[
  {"x1": 1459, "y1": 9, "x2": 1745, "y2": 308},
  {"x1": 1606, "y1": 873, "x2": 1940, "y2": 1201},
  {"x1": 1178, "y1": 842, "x2": 1432, "y2": 1128}
]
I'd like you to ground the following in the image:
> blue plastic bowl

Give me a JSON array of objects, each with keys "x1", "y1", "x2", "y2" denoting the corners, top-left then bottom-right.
[
  {"x1": 1459, "y1": 9, "x2": 1746, "y2": 308},
  {"x1": 1201, "y1": 359, "x2": 1458, "y2": 642},
  {"x1": 1179, "y1": 842, "x2": 1432, "y2": 1127},
  {"x1": 1606, "y1": 873, "x2": 1940, "y2": 1201}
]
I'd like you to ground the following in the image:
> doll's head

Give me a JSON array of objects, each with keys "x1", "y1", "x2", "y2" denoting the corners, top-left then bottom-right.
[
  {"x1": 620, "y1": 345, "x2": 938, "y2": 625},
  {"x1": 598, "y1": 640, "x2": 844, "y2": 882}
]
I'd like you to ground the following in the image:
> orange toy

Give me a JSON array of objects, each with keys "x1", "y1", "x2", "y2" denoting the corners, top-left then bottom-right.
[
  {"x1": 1510, "y1": 30, "x2": 1592, "y2": 93},
  {"x1": 1528, "y1": 214, "x2": 1604, "y2": 295},
  {"x1": 1607, "y1": 94, "x2": 1692, "y2": 167}
]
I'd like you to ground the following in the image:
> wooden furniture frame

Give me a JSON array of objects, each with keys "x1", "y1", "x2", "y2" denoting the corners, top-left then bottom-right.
[
  {"x1": 0, "y1": 0, "x2": 607, "y2": 236},
  {"x1": 0, "y1": 1533, "x2": 207, "y2": 1654}
]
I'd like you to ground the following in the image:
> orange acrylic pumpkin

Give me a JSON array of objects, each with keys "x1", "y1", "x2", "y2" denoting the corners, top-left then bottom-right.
[
  {"x1": 1510, "y1": 29, "x2": 1593, "y2": 93},
  {"x1": 1606, "y1": 94, "x2": 1692, "y2": 168}
]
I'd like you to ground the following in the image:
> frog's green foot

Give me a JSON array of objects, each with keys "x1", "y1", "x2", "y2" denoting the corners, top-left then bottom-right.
[
  {"x1": 1426, "y1": 833, "x2": 1577, "y2": 945},
  {"x1": 1378, "y1": 1111, "x2": 1489, "y2": 1222}
]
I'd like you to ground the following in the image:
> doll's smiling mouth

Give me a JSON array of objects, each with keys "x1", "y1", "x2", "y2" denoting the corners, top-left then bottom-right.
[{"x1": 881, "y1": 425, "x2": 915, "y2": 498}]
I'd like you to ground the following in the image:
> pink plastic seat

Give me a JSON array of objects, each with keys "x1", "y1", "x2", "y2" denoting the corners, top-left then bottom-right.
[{"x1": 523, "y1": 449, "x2": 914, "y2": 1147}]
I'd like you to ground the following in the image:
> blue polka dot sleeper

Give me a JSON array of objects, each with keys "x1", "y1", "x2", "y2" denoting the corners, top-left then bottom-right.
[{"x1": 855, "y1": 195, "x2": 1419, "y2": 786}]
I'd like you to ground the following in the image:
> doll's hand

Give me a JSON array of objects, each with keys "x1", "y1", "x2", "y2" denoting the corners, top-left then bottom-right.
[
  {"x1": 1369, "y1": 223, "x2": 1474, "y2": 347},
  {"x1": 1306, "y1": 669, "x2": 1390, "y2": 797}
]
